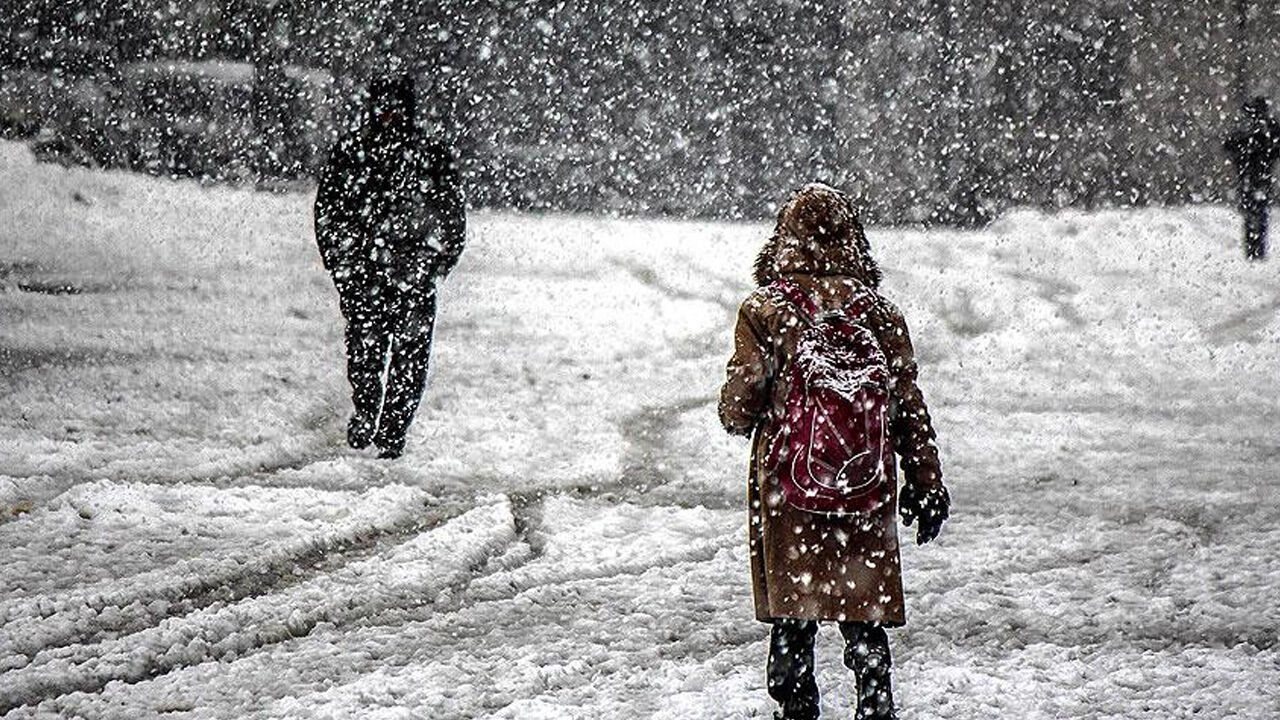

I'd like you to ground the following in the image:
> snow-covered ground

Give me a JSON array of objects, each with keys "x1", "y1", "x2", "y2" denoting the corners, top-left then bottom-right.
[{"x1": 2, "y1": 141, "x2": 1278, "y2": 719}]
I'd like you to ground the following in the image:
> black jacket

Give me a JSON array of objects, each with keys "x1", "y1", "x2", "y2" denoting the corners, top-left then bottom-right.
[
  {"x1": 1225, "y1": 117, "x2": 1280, "y2": 200},
  {"x1": 315, "y1": 127, "x2": 466, "y2": 291}
]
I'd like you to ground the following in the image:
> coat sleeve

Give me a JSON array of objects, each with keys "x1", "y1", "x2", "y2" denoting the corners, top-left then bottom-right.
[
  {"x1": 1268, "y1": 121, "x2": 1280, "y2": 162},
  {"x1": 313, "y1": 142, "x2": 354, "y2": 272},
  {"x1": 424, "y1": 143, "x2": 467, "y2": 280},
  {"x1": 873, "y1": 299, "x2": 944, "y2": 493},
  {"x1": 719, "y1": 294, "x2": 772, "y2": 437}
]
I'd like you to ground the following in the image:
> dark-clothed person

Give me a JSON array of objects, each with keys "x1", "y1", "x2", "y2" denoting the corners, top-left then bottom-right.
[
  {"x1": 1224, "y1": 96, "x2": 1280, "y2": 260},
  {"x1": 720, "y1": 184, "x2": 950, "y2": 720},
  {"x1": 314, "y1": 74, "x2": 465, "y2": 459}
]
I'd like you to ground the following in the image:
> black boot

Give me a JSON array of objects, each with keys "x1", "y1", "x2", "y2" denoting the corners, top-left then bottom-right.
[
  {"x1": 376, "y1": 438, "x2": 405, "y2": 460},
  {"x1": 768, "y1": 619, "x2": 821, "y2": 720},
  {"x1": 839, "y1": 622, "x2": 896, "y2": 720},
  {"x1": 347, "y1": 413, "x2": 376, "y2": 450}
]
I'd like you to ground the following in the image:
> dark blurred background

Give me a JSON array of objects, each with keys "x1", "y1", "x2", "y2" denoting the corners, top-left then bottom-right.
[{"x1": 2, "y1": 0, "x2": 1277, "y2": 224}]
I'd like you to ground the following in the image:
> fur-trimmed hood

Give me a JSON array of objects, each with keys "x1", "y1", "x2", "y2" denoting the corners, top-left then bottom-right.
[{"x1": 753, "y1": 183, "x2": 882, "y2": 288}]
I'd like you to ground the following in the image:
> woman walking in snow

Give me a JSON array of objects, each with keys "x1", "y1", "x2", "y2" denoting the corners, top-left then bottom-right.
[{"x1": 719, "y1": 183, "x2": 949, "y2": 720}]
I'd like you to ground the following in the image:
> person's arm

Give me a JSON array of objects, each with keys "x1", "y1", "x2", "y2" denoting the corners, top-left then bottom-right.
[
  {"x1": 719, "y1": 293, "x2": 773, "y2": 436},
  {"x1": 428, "y1": 144, "x2": 467, "y2": 279},
  {"x1": 313, "y1": 142, "x2": 353, "y2": 272},
  {"x1": 873, "y1": 298, "x2": 949, "y2": 543},
  {"x1": 1266, "y1": 120, "x2": 1280, "y2": 162}
]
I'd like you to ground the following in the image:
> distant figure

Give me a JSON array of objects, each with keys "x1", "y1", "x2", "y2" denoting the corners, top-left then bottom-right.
[
  {"x1": 314, "y1": 73, "x2": 466, "y2": 459},
  {"x1": 719, "y1": 184, "x2": 949, "y2": 720},
  {"x1": 1224, "y1": 96, "x2": 1280, "y2": 260}
]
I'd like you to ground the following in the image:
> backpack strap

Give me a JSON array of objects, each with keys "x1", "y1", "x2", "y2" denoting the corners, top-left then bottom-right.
[
  {"x1": 843, "y1": 286, "x2": 879, "y2": 321},
  {"x1": 771, "y1": 278, "x2": 879, "y2": 325},
  {"x1": 771, "y1": 278, "x2": 821, "y2": 324}
]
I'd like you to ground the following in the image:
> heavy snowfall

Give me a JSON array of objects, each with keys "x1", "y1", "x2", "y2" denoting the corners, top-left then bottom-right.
[{"x1": 2, "y1": 139, "x2": 1278, "y2": 718}]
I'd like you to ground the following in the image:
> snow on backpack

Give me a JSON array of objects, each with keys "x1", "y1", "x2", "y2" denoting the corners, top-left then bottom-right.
[{"x1": 764, "y1": 279, "x2": 895, "y2": 516}]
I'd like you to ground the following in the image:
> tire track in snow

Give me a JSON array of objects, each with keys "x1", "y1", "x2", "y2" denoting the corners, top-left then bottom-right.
[
  {"x1": 619, "y1": 395, "x2": 726, "y2": 501},
  {"x1": 498, "y1": 394, "x2": 732, "y2": 514},
  {"x1": 0, "y1": 499, "x2": 517, "y2": 716},
  {"x1": 608, "y1": 254, "x2": 740, "y2": 509},
  {"x1": 0, "y1": 486, "x2": 442, "y2": 663},
  {"x1": 606, "y1": 257, "x2": 739, "y2": 365},
  {"x1": 251, "y1": 502, "x2": 745, "y2": 719},
  {"x1": 609, "y1": 258, "x2": 739, "y2": 315},
  {"x1": 937, "y1": 287, "x2": 998, "y2": 337},
  {"x1": 38, "y1": 527, "x2": 748, "y2": 720},
  {"x1": 357, "y1": 533, "x2": 738, "y2": 637},
  {"x1": 459, "y1": 533, "x2": 737, "y2": 612},
  {"x1": 0, "y1": 396, "x2": 348, "y2": 524},
  {"x1": 475, "y1": 628, "x2": 761, "y2": 720},
  {"x1": 904, "y1": 604, "x2": 1280, "y2": 654},
  {"x1": 1000, "y1": 268, "x2": 1085, "y2": 328},
  {"x1": 257, "y1": 495, "x2": 749, "y2": 720},
  {"x1": 454, "y1": 255, "x2": 739, "y2": 516},
  {"x1": 1204, "y1": 293, "x2": 1280, "y2": 345},
  {"x1": 2, "y1": 402, "x2": 469, "y2": 663}
]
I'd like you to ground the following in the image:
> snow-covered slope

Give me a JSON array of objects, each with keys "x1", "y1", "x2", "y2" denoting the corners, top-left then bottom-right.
[{"x1": 1, "y1": 141, "x2": 1277, "y2": 718}]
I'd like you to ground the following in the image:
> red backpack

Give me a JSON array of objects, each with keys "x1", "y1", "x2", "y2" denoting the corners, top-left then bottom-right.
[{"x1": 764, "y1": 279, "x2": 895, "y2": 516}]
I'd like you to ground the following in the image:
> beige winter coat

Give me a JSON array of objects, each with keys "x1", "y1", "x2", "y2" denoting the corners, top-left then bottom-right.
[{"x1": 719, "y1": 186, "x2": 943, "y2": 624}]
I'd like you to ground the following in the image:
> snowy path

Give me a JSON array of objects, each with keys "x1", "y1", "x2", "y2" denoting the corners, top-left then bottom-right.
[{"x1": 2, "y1": 142, "x2": 1278, "y2": 718}]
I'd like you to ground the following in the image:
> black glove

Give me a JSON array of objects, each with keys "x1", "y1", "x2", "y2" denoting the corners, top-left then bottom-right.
[{"x1": 900, "y1": 484, "x2": 950, "y2": 545}]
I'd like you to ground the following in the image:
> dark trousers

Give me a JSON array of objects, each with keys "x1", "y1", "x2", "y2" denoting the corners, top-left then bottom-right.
[
  {"x1": 768, "y1": 619, "x2": 894, "y2": 720},
  {"x1": 1243, "y1": 200, "x2": 1269, "y2": 260},
  {"x1": 340, "y1": 281, "x2": 438, "y2": 452}
]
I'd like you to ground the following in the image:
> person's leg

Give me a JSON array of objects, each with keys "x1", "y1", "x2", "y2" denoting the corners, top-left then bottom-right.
[
  {"x1": 1257, "y1": 202, "x2": 1270, "y2": 259},
  {"x1": 1244, "y1": 195, "x2": 1268, "y2": 260},
  {"x1": 1245, "y1": 207, "x2": 1260, "y2": 259},
  {"x1": 767, "y1": 619, "x2": 821, "y2": 720},
  {"x1": 343, "y1": 307, "x2": 389, "y2": 449},
  {"x1": 375, "y1": 289, "x2": 438, "y2": 458},
  {"x1": 838, "y1": 622, "x2": 895, "y2": 720},
  {"x1": 334, "y1": 274, "x2": 391, "y2": 449}
]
